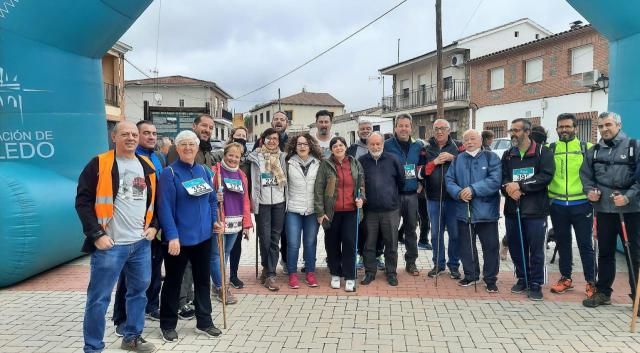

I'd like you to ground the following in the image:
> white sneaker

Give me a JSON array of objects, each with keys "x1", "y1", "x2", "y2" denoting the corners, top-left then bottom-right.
[
  {"x1": 330, "y1": 276, "x2": 340, "y2": 289},
  {"x1": 345, "y1": 280, "x2": 356, "y2": 292}
]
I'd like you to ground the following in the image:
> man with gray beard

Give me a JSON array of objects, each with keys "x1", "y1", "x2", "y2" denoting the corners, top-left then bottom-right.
[{"x1": 358, "y1": 133, "x2": 405, "y2": 286}]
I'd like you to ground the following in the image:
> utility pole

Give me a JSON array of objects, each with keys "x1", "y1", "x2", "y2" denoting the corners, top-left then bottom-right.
[
  {"x1": 397, "y1": 38, "x2": 400, "y2": 63},
  {"x1": 435, "y1": 0, "x2": 444, "y2": 120},
  {"x1": 278, "y1": 88, "x2": 282, "y2": 111}
]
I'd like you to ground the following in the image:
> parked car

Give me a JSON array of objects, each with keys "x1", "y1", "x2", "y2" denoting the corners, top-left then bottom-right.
[
  {"x1": 490, "y1": 137, "x2": 511, "y2": 158},
  {"x1": 211, "y1": 139, "x2": 224, "y2": 151}
]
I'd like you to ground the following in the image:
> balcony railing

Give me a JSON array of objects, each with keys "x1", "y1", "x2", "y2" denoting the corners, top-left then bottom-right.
[
  {"x1": 382, "y1": 79, "x2": 468, "y2": 113},
  {"x1": 104, "y1": 82, "x2": 120, "y2": 107}
]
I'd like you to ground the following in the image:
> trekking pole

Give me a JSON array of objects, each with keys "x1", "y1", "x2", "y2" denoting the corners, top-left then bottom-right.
[
  {"x1": 216, "y1": 172, "x2": 228, "y2": 329},
  {"x1": 515, "y1": 200, "x2": 529, "y2": 290},
  {"x1": 354, "y1": 190, "x2": 361, "y2": 292},
  {"x1": 592, "y1": 208, "x2": 598, "y2": 286},
  {"x1": 632, "y1": 276, "x2": 640, "y2": 332},
  {"x1": 255, "y1": 230, "x2": 259, "y2": 279},
  {"x1": 467, "y1": 202, "x2": 477, "y2": 293},
  {"x1": 611, "y1": 191, "x2": 637, "y2": 298},
  {"x1": 435, "y1": 166, "x2": 445, "y2": 288}
]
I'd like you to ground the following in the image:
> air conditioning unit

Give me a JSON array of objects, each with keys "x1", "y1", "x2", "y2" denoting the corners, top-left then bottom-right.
[
  {"x1": 451, "y1": 54, "x2": 465, "y2": 67},
  {"x1": 581, "y1": 69, "x2": 599, "y2": 87}
]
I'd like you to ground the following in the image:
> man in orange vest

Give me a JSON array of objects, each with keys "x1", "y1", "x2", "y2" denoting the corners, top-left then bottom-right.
[{"x1": 75, "y1": 121, "x2": 158, "y2": 353}]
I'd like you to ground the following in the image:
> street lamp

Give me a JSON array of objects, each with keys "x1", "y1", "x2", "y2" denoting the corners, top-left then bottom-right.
[{"x1": 596, "y1": 73, "x2": 609, "y2": 93}]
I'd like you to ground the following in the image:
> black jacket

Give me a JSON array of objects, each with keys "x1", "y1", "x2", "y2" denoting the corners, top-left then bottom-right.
[
  {"x1": 358, "y1": 152, "x2": 404, "y2": 211},
  {"x1": 422, "y1": 137, "x2": 464, "y2": 200},
  {"x1": 75, "y1": 153, "x2": 159, "y2": 253},
  {"x1": 501, "y1": 140, "x2": 555, "y2": 218}
]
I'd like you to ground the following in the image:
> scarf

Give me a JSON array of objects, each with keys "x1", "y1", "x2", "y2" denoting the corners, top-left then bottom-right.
[
  {"x1": 221, "y1": 158, "x2": 239, "y2": 172},
  {"x1": 259, "y1": 146, "x2": 286, "y2": 187},
  {"x1": 199, "y1": 139, "x2": 212, "y2": 153}
]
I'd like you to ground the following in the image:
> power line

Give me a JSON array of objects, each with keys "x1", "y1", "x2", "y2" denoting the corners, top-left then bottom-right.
[
  {"x1": 458, "y1": 0, "x2": 484, "y2": 39},
  {"x1": 234, "y1": 0, "x2": 409, "y2": 100}
]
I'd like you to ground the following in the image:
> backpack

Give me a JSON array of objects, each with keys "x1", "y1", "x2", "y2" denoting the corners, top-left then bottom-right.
[{"x1": 549, "y1": 141, "x2": 588, "y2": 159}]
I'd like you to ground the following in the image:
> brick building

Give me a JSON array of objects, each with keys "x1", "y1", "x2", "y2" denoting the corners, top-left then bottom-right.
[{"x1": 469, "y1": 24, "x2": 609, "y2": 143}]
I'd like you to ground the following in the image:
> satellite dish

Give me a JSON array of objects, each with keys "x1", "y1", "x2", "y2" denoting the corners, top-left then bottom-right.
[{"x1": 154, "y1": 93, "x2": 163, "y2": 104}]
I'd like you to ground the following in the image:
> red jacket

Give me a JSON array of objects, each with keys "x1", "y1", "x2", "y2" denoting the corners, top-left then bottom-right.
[{"x1": 211, "y1": 163, "x2": 253, "y2": 230}]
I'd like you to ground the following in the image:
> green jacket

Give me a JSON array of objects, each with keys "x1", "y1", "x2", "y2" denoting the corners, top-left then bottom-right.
[
  {"x1": 314, "y1": 155, "x2": 365, "y2": 229},
  {"x1": 548, "y1": 137, "x2": 592, "y2": 202}
]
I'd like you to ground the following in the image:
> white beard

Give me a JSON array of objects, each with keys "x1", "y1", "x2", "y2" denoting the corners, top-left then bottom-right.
[{"x1": 370, "y1": 151, "x2": 383, "y2": 159}]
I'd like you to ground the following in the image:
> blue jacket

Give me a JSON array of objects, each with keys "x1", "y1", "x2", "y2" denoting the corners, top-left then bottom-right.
[
  {"x1": 158, "y1": 160, "x2": 218, "y2": 246},
  {"x1": 445, "y1": 150, "x2": 502, "y2": 223},
  {"x1": 358, "y1": 151, "x2": 404, "y2": 211},
  {"x1": 384, "y1": 136, "x2": 425, "y2": 193},
  {"x1": 136, "y1": 146, "x2": 165, "y2": 178}
]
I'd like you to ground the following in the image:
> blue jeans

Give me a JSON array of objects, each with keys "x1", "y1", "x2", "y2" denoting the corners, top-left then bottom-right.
[
  {"x1": 210, "y1": 233, "x2": 238, "y2": 288},
  {"x1": 285, "y1": 212, "x2": 319, "y2": 274},
  {"x1": 549, "y1": 202, "x2": 595, "y2": 282},
  {"x1": 505, "y1": 216, "x2": 546, "y2": 286},
  {"x1": 83, "y1": 240, "x2": 151, "y2": 353},
  {"x1": 428, "y1": 198, "x2": 460, "y2": 270}
]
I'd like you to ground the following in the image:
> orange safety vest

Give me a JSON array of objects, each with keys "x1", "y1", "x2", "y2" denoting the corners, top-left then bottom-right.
[{"x1": 94, "y1": 150, "x2": 156, "y2": 230}]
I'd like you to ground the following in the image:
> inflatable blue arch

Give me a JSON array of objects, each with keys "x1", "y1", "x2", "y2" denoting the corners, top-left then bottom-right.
[{"x1": 0, "y1": 0, "x2": 152, "y2": 287}]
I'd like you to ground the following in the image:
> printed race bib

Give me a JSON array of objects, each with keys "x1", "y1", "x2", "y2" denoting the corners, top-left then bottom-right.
[
  {"x1": 512, "y1": 167, "x2": 534, "y2": 182},
  {"x1": 261, "y1": 172, "x2": 278, "y2": 187},
  {"x1": 182, "y1": 177, "x2": 213, "y2": 196},
  {"x1": 224, "y1": 178, "x2": 244, "y2": 193},
  {"x1": 224, "y1": 215, "x2": 243, "y2": 234},
  {"x1": 404, "y1": 164, "x2": 416, "y2": 179}
]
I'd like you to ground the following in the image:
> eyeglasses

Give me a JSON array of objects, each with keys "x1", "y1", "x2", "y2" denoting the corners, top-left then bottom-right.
[
  {"x1": 433, "y1": 127, "x2": 450, "y2": 132},
  {"x1": 297, "y1": 143, "x2": 309, "y2": 147},
  {"x1": 178, "y1": 142, "x2": 197, "y2": 147},
  {"x1": 508, "y1": 128, "x2": 523, "y2": 134}
]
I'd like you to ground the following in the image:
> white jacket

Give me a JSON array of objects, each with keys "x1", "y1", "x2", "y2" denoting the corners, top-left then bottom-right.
[{"x1": 286, "y1": 155, "x2": 319, "y2": 215}]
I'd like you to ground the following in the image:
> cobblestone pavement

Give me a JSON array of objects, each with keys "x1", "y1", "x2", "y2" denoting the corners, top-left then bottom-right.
[{"x1": 2, "y1": 227, "x2": 639, "y2": 352}]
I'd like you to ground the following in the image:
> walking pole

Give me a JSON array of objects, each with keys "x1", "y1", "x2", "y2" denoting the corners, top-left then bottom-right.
[
  {"x1": 592, "y1": 208, "x2": 598, "y2": 286},
  {"x1": 467, "y1": 202, "x2": 477, "y2": 293},
  {"x1": 216, "y1": 171, "x2": 228, "y2": 329},
  {"x1": 611, "y1": 192, "x2": 637, "y2": 299},
  {"x1": 354, "y1": 190, "x2": 361, "y2": 292},
  {"x1": 435, "y1": 166, "x2": 445, "y2": 288},
  {"x1": 515, "y1": 200, "x2": 529, "y2": 290},
  {"x1": 632, "y1": 277, "x2": 640, "y2": 332},
  {"x1": 255, "y1": 229, "x2": 259, "y2": 279}
]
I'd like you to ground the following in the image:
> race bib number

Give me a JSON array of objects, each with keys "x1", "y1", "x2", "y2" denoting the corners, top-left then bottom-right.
[
  {"x1": 224, "y1": 178, "x2": 244, "y2": 193},
  {"x1": 404, "y1": 164, "x2": 416, "y2": 179},
  {"x1": 512, "y1": 167, "x2": 534, "y2": 182},
  {"x1": 224, "y1": 215, "x2": 243, "y2": 234},
  {"x1": 261, "y1": 172, "x2": 278, "y2": 187},
  {"x1": 182, "y1": 178, "x2": 213, "y2": 196}
]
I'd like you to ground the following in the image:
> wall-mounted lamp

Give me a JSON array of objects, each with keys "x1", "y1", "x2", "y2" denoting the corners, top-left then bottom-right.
[{"x1": 596, "y1": 73, "x2": 609, "y2": 93}]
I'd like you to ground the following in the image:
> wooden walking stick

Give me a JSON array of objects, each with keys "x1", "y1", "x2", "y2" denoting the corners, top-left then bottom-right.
[{"x1": 216, "y1": 169, "x2": 228, "y2": 329}]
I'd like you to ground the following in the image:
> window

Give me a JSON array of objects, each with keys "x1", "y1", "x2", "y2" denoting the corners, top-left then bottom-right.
[
  {"x1": 535, "y1": 34, "x2": 540, "y2": 40},
  {"x1": 254, "y1": 115, "x2": 257, "y2": 126},
  {"x1": 179, "y1": 99, "x2": 184, "y2": 107},
  {"x1": 419, "y1": 126, "x2": 427, "y2": 139},
  {"x1": 349, "y1": 131, "x2": 355, "y2": 144},
  {"x1": 266, "y1": 110, "x2": 271, "y2": 123},
  {"x1": 260, "y1": 113, "x2": 263, "y2": 124},
  {"x1": 284, "y1": 110, "x2": 293, "y2": 121},
  {"x1": 514, "y1": 31, "x2": 519, "y2": 37},
  {"x1": 401, "y1": 79, "x2": 410, "y2": 98},
  {"x1": 571, "y1": 45, "x2": 594, "y2": 75},
  {"x1": 443, "y1": 76, "x2": 453, "y2": 90},
  {"x1": 490, "y1": 67, "x2": 504, "y2": 90},
  {"x1": 525, "y1": 57, "x2": 543, "y2": 83},
  {"x1": 577, "y1": 118, "x2": 591, "y2": 142},
  {"x1": 373, "y1": 125, "x2": 380, "y2": 132}
]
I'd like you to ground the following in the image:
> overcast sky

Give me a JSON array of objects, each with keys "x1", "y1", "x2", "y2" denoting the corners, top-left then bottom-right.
[{"x1": 120, "y1": 0, "x2": 586, "y2": 114}]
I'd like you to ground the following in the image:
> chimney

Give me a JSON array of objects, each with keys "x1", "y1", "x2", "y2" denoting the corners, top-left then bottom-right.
[{"x1": 570, "y1": 20, "x2": 583, "y2": 30}]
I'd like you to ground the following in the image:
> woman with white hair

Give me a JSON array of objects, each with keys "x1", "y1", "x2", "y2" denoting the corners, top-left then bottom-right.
[{"x1": 158, "y1": 130, "x2": 222, "y2": 342}]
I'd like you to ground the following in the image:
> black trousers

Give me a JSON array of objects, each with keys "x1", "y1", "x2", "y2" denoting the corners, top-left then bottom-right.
[
  {"x1": 160, "y1": 238, "x2": 213, "y2": 331},
  {"x1": 358, "y1": 212, "x2": 384, "y2": 258},
  {"x1": 595, "y1": 212, "x2": 640, "y2": 297},
  {"x1": 112, "y1": 238, "x2": 163, "y2": 325},
  {"x1": 256, "y1": 202, "x2": 286, "y2": 277},
  {"x1": 457, "y1": 221, "x2": 499, "y2": 285},
  {"x1": 418, "y1": 195, "x2": 430, "y2": 243},
  {"x1": 364, "y1": 209, "x2": 400, "y2": 276},
  {"x1": 325, "y1": 211, "x2": 358, "y2": 280},
  {"x1": 229, "y1": 231, "x2": 242, "y2": 279}
]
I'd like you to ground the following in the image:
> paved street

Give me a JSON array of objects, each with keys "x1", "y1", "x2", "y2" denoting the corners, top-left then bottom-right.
[{"x1": 2, "y1": 229, "x2": 639, "y2": 353}]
